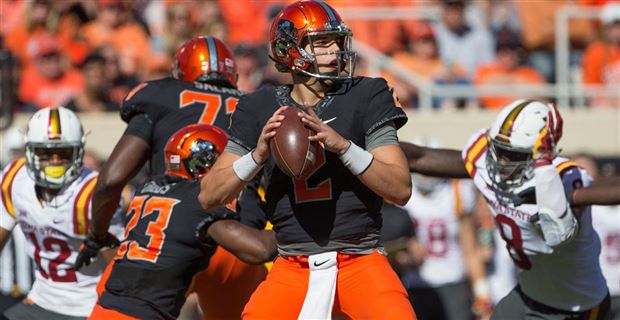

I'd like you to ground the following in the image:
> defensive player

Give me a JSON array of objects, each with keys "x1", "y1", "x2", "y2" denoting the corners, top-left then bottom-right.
[
  {"x1": 199, "y1": 1, "x2": 415, "y2": 318},
  {"x1": 89, "y1": 124, "x2": 276, "y2": 320},
  {"x1": 402, "y1": 172, "x2": 492, "y2": 320},
  {"x1": 398, "y1": 99, "x2": 611, "y2": 318},
  {"x1": 0, "y1": 107, "x2": 123, "y2": 320},
  {"x1": 73, "y1": 36, "x2": 268, "y2": 319}
]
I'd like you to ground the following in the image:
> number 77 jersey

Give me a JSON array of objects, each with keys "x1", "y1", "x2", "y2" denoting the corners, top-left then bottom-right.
[
  {"x1": 461, "y1": 130, "x2": 607, "y2": 312},
  {"x1": 0, "y1": 159, "x2": 125, "y2": 317},
  {"x1": 120, "y1": 78, "x2": 243, "y2": 176}
]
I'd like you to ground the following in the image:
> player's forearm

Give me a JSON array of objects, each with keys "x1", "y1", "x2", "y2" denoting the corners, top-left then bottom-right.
[
  {"x1": 572, "y1": 176, "x2": 620, "y2": 206},
  {"x1": 209, "y1": 220, "x2": 277, "y2": 264},
  {"x1": 199, "y1": 166, "x2": 247, "y2": 210},
  {"x1": 90, "y1": 184, "x2": 123, "y2": 238},
  {"x1": 359, "y1": 159, "x2": 411, "y2": 205},
  {"x1": 399, "y1": 142, "x2": 469, "y2": 178}
]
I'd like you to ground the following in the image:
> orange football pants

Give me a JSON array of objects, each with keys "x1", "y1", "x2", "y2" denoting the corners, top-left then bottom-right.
[
  {"x1": 192, "y1": 246, "x2": 268, "y2": 320},
  {"x1": 242, "y1": 250, "x2": 416, "y2": 319}
]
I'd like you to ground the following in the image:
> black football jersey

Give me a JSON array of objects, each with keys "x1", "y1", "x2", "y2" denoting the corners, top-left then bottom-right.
[
  {"x1": 98, "y1": 176, "x2": 234, "y2": 320},
  {"x1": 228, "y1": 77, "x2": 408, "y2": 254},
  {"x1": 121, "y1": 77, "x2": 244, "y2": 175}
]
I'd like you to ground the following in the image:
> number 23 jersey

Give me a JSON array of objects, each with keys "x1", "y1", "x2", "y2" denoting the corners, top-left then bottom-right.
[
  {"x1": 0, "y1": 158, "x2": 124, "y2": 317},
  {"x1": 462, "y1": 129, "x2": 607, "y2": 312}
]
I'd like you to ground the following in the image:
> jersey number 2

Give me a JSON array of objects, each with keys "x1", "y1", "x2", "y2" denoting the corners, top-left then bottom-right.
[
  {"x1": 179, "y1": 90, "x2": 237, "y2": 125},
  {"x1": 293, "y1": 147, "x2": 332, "y2": 203},
  {"x1": 115, "y1": 195, "x2": 180, "y2": 263}
]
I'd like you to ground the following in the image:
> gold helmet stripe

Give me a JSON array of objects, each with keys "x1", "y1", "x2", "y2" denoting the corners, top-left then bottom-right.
[
  {"x1": 498, "y1": 100, "x2": 531, "y2": 138},
  {"x1": 47, "y1": 108, "x2": 62, "y2": 140}
]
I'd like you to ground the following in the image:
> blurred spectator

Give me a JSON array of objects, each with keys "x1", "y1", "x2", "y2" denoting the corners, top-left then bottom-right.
[
  {"x1": 83, "y1": 150, "x2": 104, "y2": 171},
  {"x1": 582, "y1": 2, "x2": 620, "y2": 107},
  {"x1": 218, "y1": 0, "x2": 271, "y2": 47},
  {"x1": 197, "y1": 0, "x2": 229, "y2": 42},
  {"x1": 331, "y1": 0, "x2": 408, "y2": 54},
  {"x1": 234, "y1": 43, "x2": 263, "y2": 92},
  {"x1": 433, "y1": 0, "x2": 495, "y2": 78},
  {"x1": 516, "y1": 0, "x2": 596, "y2": 82},
  {"x1": 80, "y1": 0, "x2": 152, "y2": 79},
  {"x1": 474, "y1": 28, "x2": 546, "y2": 109},
  {"x1": 17, "y1": 33, "x2": 84, "y2": 111},
  {"x1": 160, "y1": 1, "x2": 195, "y2": 57},
  {"x1": 0, "y1": 126, "x2": 25, "y2": 167},
  {"x1": 5, "y1": 0, "x2": 60, "y2": 66},
  {"x1": 389, "y1": 22, "x2": 469, "y2": 108},
  {"x1": 66, "y1": 52, "x2": 117, "y2": 112},
  {"x1": 96, "y1": 45, "x2": 140, "y2": 105}
]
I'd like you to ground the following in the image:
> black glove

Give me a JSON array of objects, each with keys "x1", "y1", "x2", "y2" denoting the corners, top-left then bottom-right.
[{"x1": 73, "y1": 232, "x2": 120, "y2": 270}]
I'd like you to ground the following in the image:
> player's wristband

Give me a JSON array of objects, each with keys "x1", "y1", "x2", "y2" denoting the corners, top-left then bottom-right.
[
  {"x1": 233, "y1": 151, "x2": 263, "y2": 182},
  {"x1": 473, "y1": 279, "x2": 491, "y2": 299},
  {"x1": 339, "y1": 141, "x2": 374, "y2": 176}
]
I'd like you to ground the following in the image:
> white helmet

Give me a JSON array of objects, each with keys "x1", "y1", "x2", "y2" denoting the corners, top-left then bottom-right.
[
  {"x1": 486, "y1": 99, "x2": 559, "y2": 190},
  {"x1": 24, "y1": 106, "x2": 85, "y2": 189}
]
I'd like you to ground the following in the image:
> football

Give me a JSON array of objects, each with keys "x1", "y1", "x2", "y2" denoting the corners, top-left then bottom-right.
[{"x1": 270, "y1": 107, "x2": 319, "y2": 179}]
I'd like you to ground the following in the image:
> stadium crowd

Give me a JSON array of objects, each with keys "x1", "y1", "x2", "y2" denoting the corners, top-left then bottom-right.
[{"x1": 1, "y1": 0, "x2": 619, "y2": 112}]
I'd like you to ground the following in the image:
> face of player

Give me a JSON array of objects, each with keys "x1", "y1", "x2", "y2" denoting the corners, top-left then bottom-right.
[
  {"x1": 305, "y1": 33, "x2": 345, "y2": 78},
  {"x1": 487, "y1": 141, "x2": 533, "y2": 189},
  {"x1": 34, "y1": 146, "x2": 74, "y2": 178}
]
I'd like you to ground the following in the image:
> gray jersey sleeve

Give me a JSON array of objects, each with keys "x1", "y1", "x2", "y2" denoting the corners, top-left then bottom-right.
[{"x1": 365, "y1": 121, "x2": 399, "y2": 151}]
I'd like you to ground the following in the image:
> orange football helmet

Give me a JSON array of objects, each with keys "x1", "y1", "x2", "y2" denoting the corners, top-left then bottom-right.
[
  {"x1": 269, "y1": 0, "x2": 355, "y2": 79},
  {"x1": 171, "y1": 36, "x2": 238, "y2": 88},
  {"x1": 164, "y1": 124, "x2": 228, "y2": 180}
]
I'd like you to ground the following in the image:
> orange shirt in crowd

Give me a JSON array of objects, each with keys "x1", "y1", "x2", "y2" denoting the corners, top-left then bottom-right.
[
  {"x1": 80, "y1": 22, "x2": 151, "y2": 76},
  {"x1": 582, "y1": 41, "x2": 620, "y2": 85},
  {"x1": 218, "y1": 0, "x2": 283, "y2": 47},
  {"x1": 18, "y1": 66, "x2": 84, "y2": 109},
  {"x1": 474, "y1": 63, "x2": 546, "y2": 109}
]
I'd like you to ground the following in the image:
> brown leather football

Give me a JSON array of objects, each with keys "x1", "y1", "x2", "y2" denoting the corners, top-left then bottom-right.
[{"x1": 270, "y1": 107, "x2": 319, "y2": 179}]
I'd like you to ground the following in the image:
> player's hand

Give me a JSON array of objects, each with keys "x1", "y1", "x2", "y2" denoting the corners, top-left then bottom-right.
[
  {"x1": 253, "y1": 106, "x2": 288, "y2": 164},
  {"x1": 299, "y1": 106, "x2": 350, "y2": 154},
  {"x1": 533, "y1": 104, "x2": 563, "y2": 167},
  {"x1": 73, "y1": 232, "x2": 120, "y2": 270}
]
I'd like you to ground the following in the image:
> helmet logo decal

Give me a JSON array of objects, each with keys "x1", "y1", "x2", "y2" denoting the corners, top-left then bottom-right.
[
  {"x1": 274, "y1": 19, "x2": 297, "y2": 58},
  {"x1": 47, "y1": 108, "x2": 62, "y2": 140},
  {"x1": 169, "y1": 154, "x2": 181, "y2": 171}
]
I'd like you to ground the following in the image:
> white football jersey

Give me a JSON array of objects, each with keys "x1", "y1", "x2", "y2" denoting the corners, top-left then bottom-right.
[
  {"x1": 462, "y1": 130, "x2": 608, "y2": 312},
  {"x1": 0, "y1": 158, "x2": 122, "y2": 317},
  {"x1": 591, "y1": 205, "x2": 620, "y2": 296},
  {"x1": 402, "y1": 179, "x2": 477, "y2": 287}
]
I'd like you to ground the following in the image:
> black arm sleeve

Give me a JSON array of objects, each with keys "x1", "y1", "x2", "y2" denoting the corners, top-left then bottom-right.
[{"x1": 122, "y1": 113, "x2": 153, "y2": 144}]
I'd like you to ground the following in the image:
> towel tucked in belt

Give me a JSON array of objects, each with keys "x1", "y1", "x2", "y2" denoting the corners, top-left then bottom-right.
[{"x1": 298, "y1": 251, "x2": 338, "y2": 320}]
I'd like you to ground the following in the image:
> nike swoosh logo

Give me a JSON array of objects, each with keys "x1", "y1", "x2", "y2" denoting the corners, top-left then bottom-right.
[
  {"x1": 313, "y1": 259, "x2": 329, "y2": 267},
  {"x1": 322, "y1": 117, "x2": 337, "y2": 124}
]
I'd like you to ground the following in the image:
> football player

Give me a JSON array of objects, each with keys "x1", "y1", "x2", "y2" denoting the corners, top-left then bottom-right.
[
  {"x1": 199, "y1": 1, "x2": 415, "y2": 318},
  {"x1": 401, "y1": 99, "x2": 612, "y2": 319},
  {"x1": 88, "y1": 124, "x2": 276, "y2": 320},
  {"x1": 73, "y1": 36, "x2": 269, "y2": 319},
  {"x1": 0, "y1": 106, "x2": 123, "y2": 320},
  {"x1": 402, "y1": 172, "x2": 492, "y2": 320}
]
